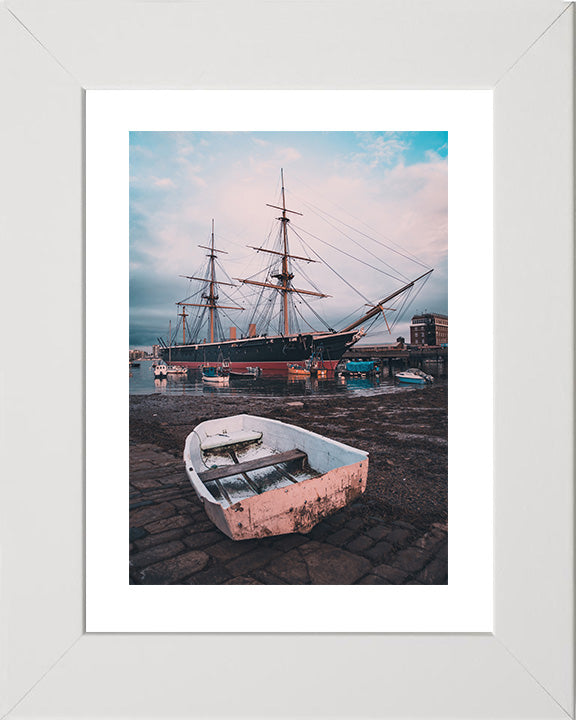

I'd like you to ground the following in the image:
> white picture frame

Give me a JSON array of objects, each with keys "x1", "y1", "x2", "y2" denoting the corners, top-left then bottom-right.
[
  {"x1": 0, "y1": 1, "x2": 573, "y2": 718},
  {"x1": 86, "y1": 89, "x2": 493, "y2": 634}
]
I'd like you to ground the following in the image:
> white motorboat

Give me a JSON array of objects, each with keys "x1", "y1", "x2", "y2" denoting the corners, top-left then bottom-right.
[
  {"x1": 396, "y1": 368, "x2": 434, "y2": 384},
  {"x1": 166, "y1": 365, "x2": 188, "y2": 375}
]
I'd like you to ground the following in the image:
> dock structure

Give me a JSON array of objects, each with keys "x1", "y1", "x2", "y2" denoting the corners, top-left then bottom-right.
[{"x1": 341, "y1": 345, "x2": 448, "y2": 377}]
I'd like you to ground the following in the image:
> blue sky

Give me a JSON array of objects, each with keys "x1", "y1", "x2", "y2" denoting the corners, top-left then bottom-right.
[{"x1": 130, "y1": 131, "x2": 448, "y2": 348}]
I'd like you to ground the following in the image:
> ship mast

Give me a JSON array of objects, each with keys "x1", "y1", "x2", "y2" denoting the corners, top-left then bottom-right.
[
  {"x1": 177, "y1": 304, "x2": 188, "y2": 345},
  {"x1": 208, "y1": 219, "x2": 217, "y2": 342},
  {"x1": 176, "y1": 220, "x2": 243, "y2": 344},
  {"x1": 278, "y1": 170, "x2": 292, "y2": 335},
  {"x1": 235, "y1": 169, "x2": 327, "y2": 336}
]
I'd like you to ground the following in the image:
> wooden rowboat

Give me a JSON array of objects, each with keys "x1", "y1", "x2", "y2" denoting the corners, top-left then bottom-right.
[{"x1": 183, "y1": 414, "x2": 368, "y2": 540}]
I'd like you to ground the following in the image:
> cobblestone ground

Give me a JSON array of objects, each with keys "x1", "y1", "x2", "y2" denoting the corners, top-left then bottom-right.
[{"x1": 130, "y1": 444, "x2": 447, "y2": 585}]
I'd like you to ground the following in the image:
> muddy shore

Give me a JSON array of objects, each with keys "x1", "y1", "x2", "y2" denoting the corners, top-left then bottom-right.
[{"x1": 130, "y1": 383, "x2": 447, "y2": 530}]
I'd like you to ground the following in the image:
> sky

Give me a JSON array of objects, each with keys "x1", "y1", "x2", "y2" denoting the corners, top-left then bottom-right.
[{"x1": 129, "y1": 131, "x2": 447, "y2": 349}]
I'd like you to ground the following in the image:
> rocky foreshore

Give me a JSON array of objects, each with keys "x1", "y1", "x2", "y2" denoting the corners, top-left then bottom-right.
[{"x1": 129, "y1": 384, "x2": 447, "y2": 584}]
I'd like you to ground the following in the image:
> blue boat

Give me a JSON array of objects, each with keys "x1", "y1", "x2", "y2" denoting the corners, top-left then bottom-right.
[
  {"x1": 201, "y1": 365, "x2": 230, "y2": 384},
  {"x1": 396, "y1": 368, "x2": 433, "y2": 384},
  {"x1": 346, "y1": 360, "x2": 375, "y2": 375}
]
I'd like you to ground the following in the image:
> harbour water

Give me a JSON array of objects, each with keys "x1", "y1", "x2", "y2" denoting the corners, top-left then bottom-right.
[{"x1": 129, "y1": 359, "x2": 442, "y2": 397}]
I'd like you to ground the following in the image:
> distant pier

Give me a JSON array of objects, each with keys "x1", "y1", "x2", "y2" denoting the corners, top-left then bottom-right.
[{"x1": 340, "y1": 345, "x2": 448, "y2": 377}]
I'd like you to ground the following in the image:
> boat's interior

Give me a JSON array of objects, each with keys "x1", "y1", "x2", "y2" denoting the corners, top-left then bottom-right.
[
  {"x1": 185, "y1": 414, "x2": 367, "y2": 508},
  {"x1": 196, "y1": 430, "x2": 320, "y2": 505}
]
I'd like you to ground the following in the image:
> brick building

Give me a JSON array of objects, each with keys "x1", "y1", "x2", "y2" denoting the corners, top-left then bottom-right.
[{"x1": 410, "y1": 313, "x2": 448, "y2": 346}]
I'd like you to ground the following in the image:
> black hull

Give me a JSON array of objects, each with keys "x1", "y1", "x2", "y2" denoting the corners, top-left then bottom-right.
[{"x1": 159, "y1": 330, "x2": 360, "y2": 375}]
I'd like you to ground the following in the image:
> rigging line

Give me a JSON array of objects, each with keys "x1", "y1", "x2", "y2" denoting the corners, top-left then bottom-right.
[
  {"x1": 214, "y1": 256, "x2": 248, "y2": 287},
  {"x1": 386, "y1": 285, "x2": 418, "y2": 336},
  {"x1": 298, "y1": 293, "x2": 333, "y2": 331},
  {"x1": 334, "y1": 303, "x2": 368, "y2": 328},
  {"x1": 250, "y1": 303, "x2": 274, "y2": 335},
  {"x1": 291, "y1": 222, "x2": 409, "y2": 283},
  {"x1": 179, "y1": 287, "x2": 205, "y2": 304},
  {"x1": 291, "y1": 226, "x2": 375, "y2": 305},
  {"x1": 246, "y1": 283, "x2": 268, "y2": 325},
  {"x1": 293, "y1": 306, "x2": 315, "y2": 332},
  {"x1": 364, "y1": 315, "x2": 382, "y2": 334},
  {"x1": 293, "y1": 303, "x2": 317, "y2": 333},
  {"x1": 390, "y1": 274, "x2": 431, "y2": 331},
  {"x1": 214, "y1": 258, "x2": 236, "y2": 283},
  {"x1": 387, "y1": 284, "x2": 415, "y2": 331},
  {"x1": 294, "y1": 201, "x2": 410, "y2": 282},
  {"x1": 237, "y1": 262, "x2": 276, "y2": 282},
  {"x1": 298, "y1": 196, "x2": 431, "y2": 270},
  {"x1": 288, "y1": 178, "x2": 431, "y2": 268},
  {"x1": 180, "y1": 265, "x2": 206, "y2": 290},
  {"x1": 214, "y1": 315, "x2": 225, "y2": 342},
  {"x1": 180, "y1": 277, "x2": 207, "y2": 298},
  {"x1": 190, "y1": 309, "x2": 208, "y2": 342},
  {"x1": 289, "y1": 309, "x2": 301, "y2": 335},
  {"x1": 219, "y1": 308, "x2": 242, "y2": 330},
  {"x1": 296, "y1": 263, "x2": 326, "y2": 295},
  {"x1": 263, "y1": 303, "x2": 281, "y2": 331},
  {"x1": 213, "y1": 228, "x2": 254, "y2": 249},
  {"x1": 190, "y1": 306, "x2": 206, "y2": 333},
  {"x1": 389, "y1": 294, "x2": 412, "y2": 332}
]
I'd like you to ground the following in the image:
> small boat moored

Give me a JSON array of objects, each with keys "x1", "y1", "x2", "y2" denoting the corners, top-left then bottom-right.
[
  {"x1": 345, "y1": 360, "x2": 376, "y2": 377},
  {"x1": 287, "y1": 363, "x2": 310, "y2": 377},
  {"x1": 153, "y1": 361, "x2": 168, "y2": 378},
  {"x1": 183, "y1": 414, "x2": 369, "y2": 540},
  {"x1": 396, "y1": 368, "x2": 434, "y2": 384},
  {"x1": 154, "y1": 360, "x2": 187, "y2": 377},
  {"x1": 166, "y1": 365, "x2": 188, "y2": 375},
  {"x1": 201, "y1": 365, "x2": 230, "y2": 384},
  {"x1": 229, "y1": 366, "x2": 262, "y2": 379}
]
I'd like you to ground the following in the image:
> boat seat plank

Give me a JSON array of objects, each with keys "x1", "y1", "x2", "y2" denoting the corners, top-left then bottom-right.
[
  {"x1": 198, "y1": 449, "x2": 307, "y2": 483},
  {"x1": 200, "y1": 430, "x2": 263, "y2": 452}
]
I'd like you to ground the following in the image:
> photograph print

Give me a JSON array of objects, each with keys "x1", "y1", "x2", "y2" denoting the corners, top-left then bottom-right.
[{"x1": 129, "y1": 131, "x2": 448, "y2": 586}]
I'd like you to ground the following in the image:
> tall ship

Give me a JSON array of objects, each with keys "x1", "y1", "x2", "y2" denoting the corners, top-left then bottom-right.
[{"x1": 158, "y1": 171, "x2": 432, "y2": 375}]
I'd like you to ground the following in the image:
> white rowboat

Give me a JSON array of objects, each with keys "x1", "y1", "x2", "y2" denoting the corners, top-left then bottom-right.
[{"x1": 183, "y1": 414, "x2": 368, "y2": 540}]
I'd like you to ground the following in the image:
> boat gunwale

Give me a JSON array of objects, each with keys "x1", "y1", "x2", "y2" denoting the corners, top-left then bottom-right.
[{"x1": 183, "y1": 413, "x2": 368, "y2": 509}]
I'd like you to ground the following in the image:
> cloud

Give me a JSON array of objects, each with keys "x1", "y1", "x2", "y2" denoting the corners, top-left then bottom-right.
[
  {"x1": 130, "y1": 132, "x2": 447, "y2": 346},
  {"x1": 279, "y1": 147, "x2": 301, "y2": 164},
  {"x1": 176, "y1": 139, "x2": 195, "y2": 157},
  {"x1": 347, "y1": 132, "x2": 410, "y2": 169},
  {"x1": 153, "y1": 177, "x2": 176, "y2": 189}
]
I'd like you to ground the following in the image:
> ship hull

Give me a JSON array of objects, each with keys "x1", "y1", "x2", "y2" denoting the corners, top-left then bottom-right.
[{"x1": 159, "y1": 330, "x2": 361, "y2": 376}]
